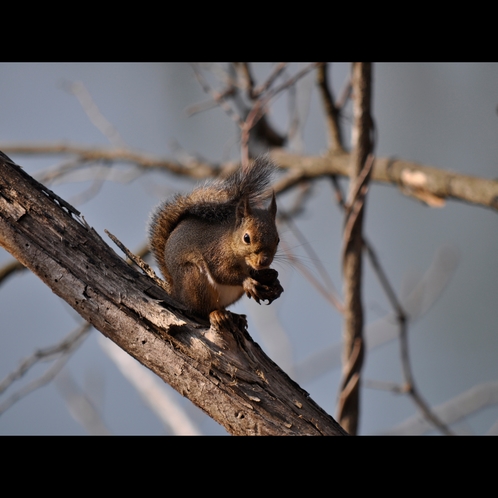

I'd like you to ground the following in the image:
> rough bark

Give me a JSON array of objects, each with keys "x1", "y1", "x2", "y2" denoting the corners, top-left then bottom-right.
[{"x1": 0, "y1": 153, "x2": 347, "y2": 436}]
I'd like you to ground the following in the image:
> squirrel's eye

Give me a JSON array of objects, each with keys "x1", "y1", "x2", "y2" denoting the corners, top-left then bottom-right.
[{"x1": 243, "y1": 233, "x2": 251, "y2": 244}]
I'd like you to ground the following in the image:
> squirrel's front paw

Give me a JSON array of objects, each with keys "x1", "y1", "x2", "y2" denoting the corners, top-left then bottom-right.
[{"x1": 244, "y1": 269, "x2": 284, "y2": 304}]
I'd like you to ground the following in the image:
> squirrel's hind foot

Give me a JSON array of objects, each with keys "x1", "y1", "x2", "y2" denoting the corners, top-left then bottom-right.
[
  {"x1": 209, "y1": 309, "x2": 248, "y2": 332},
  {"x1": 205, "y1": 310, "x2": 248, "y2": 349}
]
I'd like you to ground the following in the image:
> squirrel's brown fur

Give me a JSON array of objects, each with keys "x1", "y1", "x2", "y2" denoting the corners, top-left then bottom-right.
[{"x1": 148, "y1": 157, "x2": 283, "y2": 331}]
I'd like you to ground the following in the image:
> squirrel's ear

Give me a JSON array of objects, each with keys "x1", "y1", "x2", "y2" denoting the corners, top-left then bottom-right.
[
  {"x1": 236, "y1": 196, "x2": 252, "y2": 223},
  {"x1": 269, "y1": 191, "x2": 277, "y2": 220}
]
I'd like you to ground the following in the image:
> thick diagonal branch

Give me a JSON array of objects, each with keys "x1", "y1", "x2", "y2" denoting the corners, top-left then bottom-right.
[{"x1": 0, "y1": 154, "x2": 346, "y2": 436}]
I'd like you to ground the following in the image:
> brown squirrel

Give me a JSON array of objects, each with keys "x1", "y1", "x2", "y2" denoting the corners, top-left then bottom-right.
[{"x1": 148, "y1": 156, "x2": 283, "y2": 332}]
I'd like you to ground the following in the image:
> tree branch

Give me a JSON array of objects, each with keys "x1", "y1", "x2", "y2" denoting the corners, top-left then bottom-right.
[
  {"x1": 2, "y1": 142, "x2": 497, "y2": 212},
  {"x1": 271, "y1": 149, "x2": 498, "y2": 211},
  {"x1": 316, "y1": 63, "x2": 345, "y2": 153},
  {"x1": 0, "y1": 153, "x2": 347, "y2": 436},
  {"x1": 0, "y1": 143, "x2": 221, "y2": 180},
  {"x1": 337, "y1": 63, "x2": 373, "y2": 435}
]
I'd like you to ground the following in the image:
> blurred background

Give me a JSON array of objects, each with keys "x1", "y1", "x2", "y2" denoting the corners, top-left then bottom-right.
[{"x1": 0, "y1": 63, "x2": 497, "y2": 435}]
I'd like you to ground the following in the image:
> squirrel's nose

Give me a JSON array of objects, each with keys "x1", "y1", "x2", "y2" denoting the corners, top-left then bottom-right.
[{"x1": 258, "y1": 254, "x2": 273, "y2": 268}]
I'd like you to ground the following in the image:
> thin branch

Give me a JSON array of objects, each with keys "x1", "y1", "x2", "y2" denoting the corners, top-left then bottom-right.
[
  {"x1": 0, "y1": 143, "x2": 220, "y2": 179},
  {"x1": 190, "y1": 64, "x2": 244, "y2": 128},
  {"x1": 0, "y1": 259, "x2": 25, "y2": 285},
  {"x1": 202, "y1": 63, "x2": 319, "y2": 166},
  {"x1": 0, "y1": 322, "x2": 91, "y2": 396},
  {"x1": 280, "y1": 239, "x2": 344, "y2": 312},
  {"x1": 54, "y1": 368, "x2": 111, "y2": 435},
  {"x1": 3, "y1": 142, "x2": 497, "y2": 213},
  {"x1": 316, "y1": 63, "x2": 345, "y2": 153},
  {"x1": 328, "y1": 130, "x2": 453, "y2": 434},
  {"x1": 263, "y1": 63, "x2": 320, "y2": 103},
  {"x1": 386, "y1": 381, "x2": 498, "y2": 435},
  {"x1": 250, "y1": 62, "x2": 288, "y2": 99},
  {"x1": 240, "y1": 64, "x2": 320, "y2": 149},
  {"x1": 235, "y1": 62, "x2": 257, "y2": 99},
  {"x1": 337, "y1": 62, "x2": 373, "y2": 435},
  {"x1": 364, "y1": 243, "x2": 454, "y2": 434},
  {"x1": 105, "y1": 229, "x2": 169, "y2": 293},
  {"x1": 99, "y1": 336, "x2": 201, "y2": 435},
  {"x1": 280, "y1": 217, "x2": 343, "y2": 311},
  {"x1": 0, "y1": 322, "x2": 91, "y2": 414},
  {"x1": 185, "y1": 85, "x2": 237, "y2": 117},
  {"x1": 63, "y1": 80, "x2": 128, "y2": 149},
  {"x1": 239, "y1": 65, "x2": 319, "y2": 164},
  {"x1": 398, "y1": 321, "x2": 454, "y2": 435},
  {"x1": 335, "y1": 76, "x2": 353, "y2": 111},
  {"x1": 371, "y1": 250, "x2": 455, "y2": 435}
]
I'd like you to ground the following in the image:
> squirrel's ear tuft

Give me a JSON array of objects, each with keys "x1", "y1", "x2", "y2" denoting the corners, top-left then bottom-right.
[
  {"x1": 269, "y1": 191, "x2": 277, "y2": 220},
  {"x1": 236, "y1": 196, "x2": 252, "y2": 223}
]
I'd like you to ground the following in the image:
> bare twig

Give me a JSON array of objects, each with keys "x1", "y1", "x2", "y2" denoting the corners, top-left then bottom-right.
[
  {"x1": 280, "y1": 239, "x2": 344, "y2": 312},
  {"x1": 0, "y1": 259, "x2": 25, "y2": 285},
  {"x1": 335, "y1": 76, "x2": 353, "y2": 111},
  {"x1": 0, "y1": 143, "x2": 220, "y2": 180},
  {"x1": 54, "y1": 368, "x2": 111, "y2": 435},
  {"x1": 316, "y1": 63, "x2": 345, "y2": 153},
  {"x1": 326, "y1": 94, "x2": 452, "y2": 434},
  {"x1": 105, "y1": 229, "x2": 169, "y2": 293},
  {"x1": 279, "y1": 217, "x2": 343, "y2": 311},
  {"x1": 251, "y1": 62, "x2": 288, "y2": 99},
  {"x1": 191, "y1": 63, "x2": 319, "y2": 166},
  {"x1": 385, "y1": 381, "x2": 498, "y2": 435},
  {"x1": 0, "y1": 322, "x2": 91, "y2": 415},
  {"x1": 263, "y1": 63, "x2": 320, "y2": 103},
  {"x1": 186, "y1": 85, "x2": 237, "y2": 117},
  {"x1": 397, "y1": 319, "x2": 454, "y2": 435},
  {"x1": 63, "y1": 80, "x2": 128, "y2": 149},
  {"x1": 99, "y1": 337, "x2": 201, "y2": 435},
  {"x1": 240, "y1": 63, "x2": 320, "y2": 165},
  {"x1": 363, "y1": 242, "x2": 454, "y2": 434},
  {"x1": 369, "y1": 251, "x2": 455, "y2": 435},
  {"x1": 190, "y1": 64, "x2": 244, "y2": 128}
]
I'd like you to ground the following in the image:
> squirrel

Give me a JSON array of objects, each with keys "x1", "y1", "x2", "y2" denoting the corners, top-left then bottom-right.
[{"x1": 148, "y1": 156, "x2": 283, "y2": 333}]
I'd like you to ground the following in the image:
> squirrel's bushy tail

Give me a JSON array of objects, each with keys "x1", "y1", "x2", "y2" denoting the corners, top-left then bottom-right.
[
  {"x1": 187, "y1": 155, "x2": 276, "y2": 207},
  {"x1": 222, "y1": 155, "x2": 276, "y2": 205}
]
